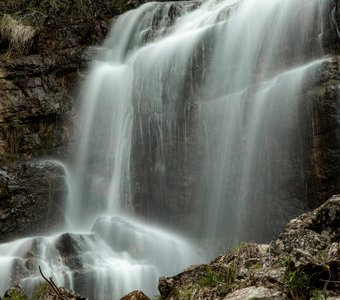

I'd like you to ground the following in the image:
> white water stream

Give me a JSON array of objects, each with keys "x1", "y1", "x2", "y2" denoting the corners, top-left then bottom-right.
[{"x1": 0, "y1": 0, "x2": 335, "y2": 298}]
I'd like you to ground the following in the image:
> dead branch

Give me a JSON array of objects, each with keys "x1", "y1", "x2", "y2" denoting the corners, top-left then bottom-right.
[{"x1": 39, "y1": 266, "x2": 69, "y2": 300}]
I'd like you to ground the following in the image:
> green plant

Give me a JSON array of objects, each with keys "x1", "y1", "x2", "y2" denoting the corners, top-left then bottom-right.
[
  {"x1": 310, "y1": 289, "x2": 327, "y2": 300},
  {"x1": 174, "y1": 288, "x2": 192, "y2": 300},
  {"x1": 284, "y1": 269, "x2": 310, "y2": 299},
  {"x1": 198, "y1": 264, "x2": 237, "y2": 292},
  {"x1": 3, "y1": 287, "x2": 28, "y2": 300},
  {"x1": 249, "y1": 262, "x2": 262, "y2": 270},
  {"x1": 279, "y1": 255, "x2": 293, "y2": 268}
]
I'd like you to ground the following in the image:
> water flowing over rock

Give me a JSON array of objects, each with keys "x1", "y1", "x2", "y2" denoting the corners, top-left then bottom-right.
[{"x1": 0, "y1": 0, "x2": 339, "y2": 299}]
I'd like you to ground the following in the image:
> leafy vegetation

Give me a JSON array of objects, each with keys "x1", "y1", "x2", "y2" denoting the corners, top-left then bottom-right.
[
  {"x1": 310, "y1": 289, "x2": 327, "y2": 300},
  {"x1": 284, "y1": 268, "x2": 310, "y2": 299},
  {"x1": 174, "y1": 288, "x2": 193, "y2": 300},
  {"x1": 198, "y1": 264, "x2": 237, "y2": 293}
]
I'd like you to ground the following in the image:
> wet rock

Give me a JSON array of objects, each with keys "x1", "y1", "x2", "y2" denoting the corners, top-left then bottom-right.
[
  {"x1": 0, "y1": 160, "x2": 67, "y2": 243},
  {"x1": 120, "y1": 290, "x2": 151, "y2": 300}
]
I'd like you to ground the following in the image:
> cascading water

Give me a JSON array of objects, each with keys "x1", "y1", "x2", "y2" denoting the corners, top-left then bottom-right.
[{"x1": 0, "y1": 0, "x2": 337, "y2": 298}]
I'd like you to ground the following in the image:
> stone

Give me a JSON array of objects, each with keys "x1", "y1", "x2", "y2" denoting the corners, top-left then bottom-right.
[
  {"x1": 270, "y1": 195, "x2": 340, "y2": 264},
  {"x1": 0, "y1": 161, "x2": 68, "y2": 242},
  {"x1": 223, "y1": 286, "x2": 287, "y2": 300},
  {"x1": 120, "y1": 290, "x2": 151, "y2": 300}
]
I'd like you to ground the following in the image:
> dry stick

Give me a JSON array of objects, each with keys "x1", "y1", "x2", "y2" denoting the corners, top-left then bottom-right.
[{"x1": 38, "y1": 266, "x2": 69, "y2": 300}]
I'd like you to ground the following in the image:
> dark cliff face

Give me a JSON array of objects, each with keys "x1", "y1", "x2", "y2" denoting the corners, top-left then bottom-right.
[
  {"x1": 0, "y1": 0, "x2": 120, "y2": 160},
  {"x1": 303, "y1": 0, "x2": 340, "y2": 210},
  {"x1": 0, "y1": 0, "x2": 339, "y2": 244},
  {"x1": 0, "y1": 0, "x2": 121, "y2": 242}
]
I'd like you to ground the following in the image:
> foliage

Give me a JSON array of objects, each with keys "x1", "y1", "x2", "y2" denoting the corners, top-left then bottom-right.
[
  {"x1": 279, "y1": 255, "x2": 293, "y2": 268},
  {"x1": 284, "y1": 268, "x2": 310, "y2": 299},
  {"x1": 310, "y1": 289, "x2": 327, "y2": 300},
  {"x1": 3, "y1": 287, "x2": 28, "y2": 300},
  {"x1": 0, "y1": 14, "x2": 35, "y2": 54},
  {"x1": 198, "y1": 264, "x2": 237, "y2": 292},
  {"x1": 174, "y1": 289, "x2": 193, "y2": 300}
]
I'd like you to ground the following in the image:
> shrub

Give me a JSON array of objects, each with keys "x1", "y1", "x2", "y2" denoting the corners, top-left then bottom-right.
[
  {"x1": 0, "y1": 14, "x2": 35, "y2": 54},
  {"x1": 198, "y1": 264, "x2": 237, "y2": 292},
  {"x1": 284, "y1": 269, "x2": 310, "y2": 299}
]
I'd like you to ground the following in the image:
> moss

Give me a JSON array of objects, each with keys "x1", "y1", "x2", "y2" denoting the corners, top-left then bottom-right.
[{"x1": 3, "y1": 287, "x2": 28, "y2": 300}]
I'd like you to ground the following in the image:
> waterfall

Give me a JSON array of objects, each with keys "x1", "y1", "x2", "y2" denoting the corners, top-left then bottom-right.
[{"x1": 0, "y1": 0, "x2": 336, "y2": 298}]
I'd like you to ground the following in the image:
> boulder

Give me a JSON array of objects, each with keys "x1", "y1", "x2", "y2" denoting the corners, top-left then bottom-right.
[
  {"x1": 270, "y1": 195, "x2": 340, "y2": 264},
  {"x1": 120, "y1": 290, "x2": 151, "y2": 300}
]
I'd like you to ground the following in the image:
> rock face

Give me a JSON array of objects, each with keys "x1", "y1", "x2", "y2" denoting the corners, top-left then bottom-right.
[
  {"x1": 120, "y1": 290, "x2": 151, "y2": 300},
  {"x1": 0, "y1": 161, "x2": 67, "y2": 243},
  {"x1": 0, "y1": 0, "x2": 119, "y2": 241},
  {"x1": 158, "y1": 195, "x2": 340, "y2": 300}
]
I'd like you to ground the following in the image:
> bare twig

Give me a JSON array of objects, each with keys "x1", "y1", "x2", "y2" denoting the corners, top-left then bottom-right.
[{"x1": 38, "y1": 266, "x2": 69, "y2": 300}]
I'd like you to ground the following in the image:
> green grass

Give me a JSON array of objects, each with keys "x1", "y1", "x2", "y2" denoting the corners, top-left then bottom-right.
[
  {"x1": 284, "y1": 269, "x2": 310, "y2": 299},
  {"x1": 198, "y1": 264, "x2": 237, "y2": 293},
  {"x1": 310, "y1": 289, "x2": 327, "y2": 300}
]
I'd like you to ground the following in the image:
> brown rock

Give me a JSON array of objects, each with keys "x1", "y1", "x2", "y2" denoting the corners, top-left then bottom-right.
[{"x1": 120, "y1": 290, "x2": 151, "y2": 300}]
